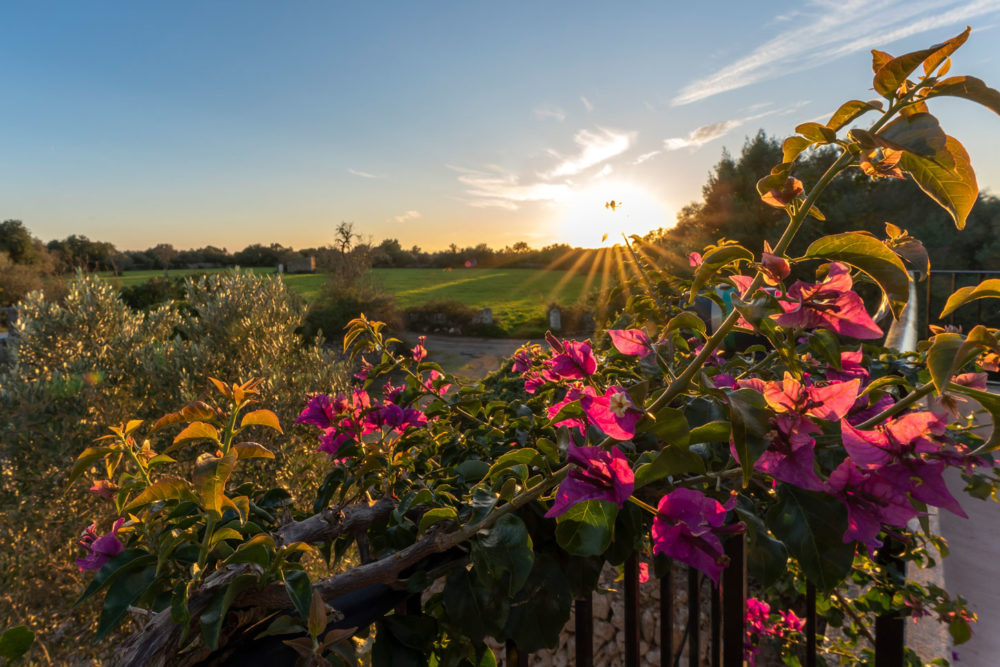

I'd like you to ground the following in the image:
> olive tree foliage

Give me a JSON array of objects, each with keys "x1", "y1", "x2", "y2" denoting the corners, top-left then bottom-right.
[{"x1": 0, "y1": 270, "x2": 347, "y2": 663}]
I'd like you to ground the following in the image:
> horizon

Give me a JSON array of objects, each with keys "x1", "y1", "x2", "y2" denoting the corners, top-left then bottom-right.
[{"x1": 3, "y1": 2, "x2": 1000, "y2": 252}]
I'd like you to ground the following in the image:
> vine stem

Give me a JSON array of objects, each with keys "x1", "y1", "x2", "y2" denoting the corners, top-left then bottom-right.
[{"x1": 856, "y1": 381, "x2": 936, "y2": 430}]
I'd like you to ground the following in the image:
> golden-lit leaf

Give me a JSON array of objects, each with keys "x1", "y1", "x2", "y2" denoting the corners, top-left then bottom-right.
[
  {"x1": 877, "y1": 113, "x2": 947, "y2": 157},
  {"x1": 781, "y1": 136, "x2": 811, "y2": 163},
  {"x1": 871, "y1": 49, "x2": 893, "y2": 74},
  {"x1": 825, "y1": 100, "x2": 883, "y2": 131},
  {"x1": 874, "y1": 27, "x2": 969, "y2": 98},
  {"x1": 151, "y1": 412, "x2": 185, "y2": 432},
  {"x1": 124, "y1": 476, "x2": 197, "y2": 512},
  {"x1": 941, "y1": 279, "x2": 1000, "y2": 318},
  {"x1": 689, "y1": 245, "x2": 754, "y2": 303},
  {"x1": 181, "y1": 401, "x2": 217, "y2": 422},
  {"x1": 233, "y1": 442, "x2": 276, "y2": 460},
  {"x1": 240, "y1": 409, "x2": 283, "y2": 433},
  {"x1": 123, "y1": 420, "x2": 143, "y2": 435},
  {"x1": 173, "y1": 421, "x2": 220, "y2": 445},
  {"x1": 897, "y1": 136, "x2": 978, "y2": 230},
  {"x1": 899, "y1": 100, "x2": 930, "y2": 117},
  {"x1": 938, "y1": 57, "x2": 952, "y2": 78},
  {"x1": 922, "y1": 26, "x2": 970, "y2": 75},
  {"x1": 795, "y1": 122, "x2": 837, "y2": 144},
  {"x1": 208, "y1": 377, "x2": 232, "y2": 397},
  {"x1": 926, "y1": 75, "x2": 1000, "y2": 116},
  {"x1": 193, "y1": 451, "x2": 238, "y2": 517},
  {"x1": 67, "y1": 446, "x2": 115, "y2": 486}
]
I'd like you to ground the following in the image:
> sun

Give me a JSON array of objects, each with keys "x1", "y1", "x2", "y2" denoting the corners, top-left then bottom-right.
[{"x1": 555, "y1": 181, "x2": 671, "y2": 248}]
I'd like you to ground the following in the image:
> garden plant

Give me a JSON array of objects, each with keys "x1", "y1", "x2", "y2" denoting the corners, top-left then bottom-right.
[{"x1": 63, "y1": 28, "x2": 1000, "y2": 666}]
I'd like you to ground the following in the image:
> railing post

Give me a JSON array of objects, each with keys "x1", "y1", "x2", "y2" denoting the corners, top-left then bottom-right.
[
  {"x1": 721, "y1": 534, "x2": 745, "y2": 667},
  {"x1": 688, "y1": 568, "x2": 700, "y2": 667},
  {"x1": 575, "y1": 593, "x2": 594, "y2": 667},
  {"x1": 505, "y1": 640, "x2": 528, "y2": 667},
  {"x1": 875, "y1": 541, "x2": 905, "y2": 667},
  {"x1": 625, "y1": 553, "x2": 641, "y2": 667},
  {"x1": 806, "y1": 583, "x2": 817, "y2": 667},
  {"x1": 661, "y1": 562, "x2": 674, "y2": 667}
]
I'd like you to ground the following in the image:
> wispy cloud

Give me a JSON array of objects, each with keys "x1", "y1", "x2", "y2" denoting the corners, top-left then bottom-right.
[
  {"x1": 672, "y1": 0, "x2": 1000, "y2": 106},
  {"x1": 633, "y1": 150, "x2": 661, "y2": 165},
  {"x1": 451, "y1": 164, "x2": 574, "y2": 210},
  {"x1": 348, "y1": 168, "x2": 380, "y2": 178},
  {"x1": 592, "y1": 164, "x2": 614, "y2": 180},
  {"x1": 581, "y1": 96, "x2": 594, "y2": 112},
  {"x1": 663, "y1": 102, "x2": 809, "y2": 151},
  {"x1": 534, "y1": 105, "x2": 566, "y2": 122},
  {"x1": 392, "y1": 210, "x2": 421, "y2": 223},
  {"x1": 546, "y1": 127, "x2": 635, "y2": 178}
]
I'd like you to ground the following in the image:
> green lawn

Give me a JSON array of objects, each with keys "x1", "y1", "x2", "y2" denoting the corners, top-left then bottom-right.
[{"x1": 99, "y1": 266, "x2": 598, "y2": 336}]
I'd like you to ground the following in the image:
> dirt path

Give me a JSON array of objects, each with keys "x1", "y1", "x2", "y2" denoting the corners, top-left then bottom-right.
[{"x1": 411, "y1": 331, "x2": 543, "y2": 379}]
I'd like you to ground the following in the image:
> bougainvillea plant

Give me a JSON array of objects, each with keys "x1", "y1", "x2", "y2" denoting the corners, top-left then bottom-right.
[{"x1": 70, "y1": 27, "x2": 1000, "y2": 666}]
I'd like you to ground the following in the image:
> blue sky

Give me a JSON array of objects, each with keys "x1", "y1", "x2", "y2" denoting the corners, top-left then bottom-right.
[{"x1": 2, "y1": 1, "x2": 999, "y2": 251}]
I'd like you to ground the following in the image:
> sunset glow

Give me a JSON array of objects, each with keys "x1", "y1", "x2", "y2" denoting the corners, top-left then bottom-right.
[{"x1": 555, "y1": 182, "x2": 671, "y2": 248}]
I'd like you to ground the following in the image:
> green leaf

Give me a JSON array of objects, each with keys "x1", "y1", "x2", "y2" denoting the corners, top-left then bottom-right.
[
  {"x1": 766, "y1": 486, "x2": 854, "y2": 592},
  {"x1": 665, "y1": 311, "x2": 707, "y2": 336},
  {"x1": 283, "y1": 570, "x2": 313, "y2": 623},
  {"x1": 554, "y1": 500, "x2": 618, "y2": 557},
  {"x1": 689, "y1": 245, "x2": 754, "y2": 303},
  {"x1": 455, "y1": 459, "x2": 490, "y2": 483},
  {"x1": 193, "y1": 451, "x2": 238, "y2": 517},
  {"x1": 941, "y1": 279, "x2": 1000, "y2": 317},
  {"x1": 210, "y1": 527, "x2": 244, "y2": 546},
  {"x1": 634, "y1": 445, "x2": 705, "y2": 489},
  {"x1": 471, "y1": 514, "x2": 534, "y2": 596},
  {"x1": 200, "y1": 573, "x2": 260, "y2": 650},
  {"x1": 950, "y1": 617, "x2": 973, "y2": 645},
  {"x1": 781, "y1": 136, "x2": 811, "y2": 163},
  {"x1": 535, "y1": 437, "x2": 560, "y2": 464},
  {"x1": 124, "y1": 477, "x2": 196, "y2": 512},
  {"x1": 0, "y1": 626, "x2": 34, "y2": 661},
  {"x1": 826, "y1": 99, "x2": 882, "y2": 131},
  {"x1": 442, "y1": 568, "x2": 509, "y2": 643},
  {"x1": 873, "y1": 28, "x2": 968, "y2": 98},
  {"x1": 503, "y1": 554, "x2": 572, "y2": 653},
  {"x1": 240, "y1": 409, "x2": 283, "y2": 433},
  {"x1": 172, "y1": 421, "x2": 220, "y2": 445},
  {"x1": 67, "y1": 446, "x2": 115, "y2": 487},
  {"x1": 418, "y1": 507, "x2": 458, "y2": 534},
  {"x1": 947, "y1": 385, "x2": 1000, "y2": 452},
  {"x1": 803, "y1": 232, "x2": 910, "y2": 318},
  {"x1": 689, "y1": 420, "x2": 731, "y2": 445},
  {"x1": 877, "y1": 113, "x2": 946, "y2": 157},
  {"x1": 75, "y1": 550, "x2": 154, "y2": 606},
  {"x1": 225, "y1": 534, "x2": 276, "y2": 568},
  {"x1": 927, "y1": 75, "x2": 1000, "y2": 116},
  {"x1": 795, "y1": 122, "x2": 837, "y2": 144},
  {"x1": 646, "y1": 406, "x2": 690, "y2": 446},
  {"x1": 485, "y1": 449, "x2": 540, "y2": 481},
  {"x1": 927, "y1": 333, "x2": 966, "y2": 395},
  {"x1": 95, "y1": 564, "x2": 157, "y2": 640},
  {"x1": 898, "y1": 135, "x2": 978, "y2": 230},
  {"x1": 728, "y1": 389, "x2": 771, "y2": 487},
  {"x1": 233, "y1": 442, "x2": 276, "y2": 460}
]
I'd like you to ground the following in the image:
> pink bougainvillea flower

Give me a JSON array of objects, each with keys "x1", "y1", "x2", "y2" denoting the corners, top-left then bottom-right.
[
  {"x1": 296, "y1": 393, "x2": 341, "y2": 428},
  {"x1": 608, "y1": 329, "x2": 653, "y2": 358},
  {"x1": 318, "y1": 428, "x2": 355, "y2": 457},
  {"x1": 760, "y1": 241, "x2": 790, "y2": 286},
  {"x1": 845, "y1": 393, "x2": 894, "y2": 426},
  {"x1": 761, "y1": 176, "x2": 804, "y2": 208},
  {"x1": 423, "y1": 370, "x2": 452, "y2": 396},
  {"x1": 826, "y1": 350, "x2": 869, "y2": 383},
  {"x1": 546, "y1": 338, "x2": 598, "y2": 380},
  {"x1": 753, "y1": 414, "x2": 824, "y2": 491},
  {"x1": 89, "y1": 480, "x2": 120, "y2": 500},
  {"x1": 523, "y1": 371, "x2": 545, "y2": 395},
  {"x1": 763, "y1": 373, "x2": 860, "y2": 422},
  {"x1": 840, "y1": 412, "x2": 946, "y2": 468},
  {"x1": 76, "y1": 518, "x2": 125, "y2": 571},
  {"x1": 383, "y1": 382, "x2": 404, "y2": 402},
  {"x1": 774, "y1": 263, "x2": 882, "y2": 339},
  {"x1": 353, "y1": 359, "x2": 373, "y2": 383},
  {"x1": 711, "y1": 373, "x2": 738, "y2": 390},
  {"x1": 638, "y1": 561, "x2": 650, "y2": 584},
  {"x1": 688, "y1": 251, "x2": 703, "y2": 268},
  {"x1": 581, "y1": 386, "x2": 643, "y2": 441},
  {"x1": 826, "y1": 458, "x2": 920, "y2": 554},
  {"x1": 746, "y1": 598, "x2": 771, "y2": 633},
  {"x1": 545, "y1": 444, "x2": 634, "y2": 518},
  {"x1": 512, "y1": 347, "x2": 535, "y2": 373},
  {"x1": 933, "y1": 372, "x2": 989, "y2": 419},
  {"x1": 411, "y1": 335, "x2": 427, "y2": 362},
  {"x1": 781, "y1": 609, "x2": 805, "y2": 634},
  {"x1": 651, "y1": 489, "x2": 740, "y2": 585}
]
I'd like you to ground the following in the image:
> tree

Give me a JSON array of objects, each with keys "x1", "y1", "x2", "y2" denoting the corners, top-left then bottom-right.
[{"x1": 150, "y1": 243, "x2": 176, "y2": 278}]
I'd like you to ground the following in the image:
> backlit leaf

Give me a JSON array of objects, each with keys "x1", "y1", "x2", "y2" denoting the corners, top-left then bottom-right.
[
  {"x1": 689, "y1": 245, "x2": 754, "y2": 303},
  {"x1": 781, "y1": 136, "x2": 811, "y2": 163},
  {"x1": 878, "y1": 113, "x2": 947, "y2": 157},
  {"x1": 803, "y1": 232, "x2": 910, "y2": 318},
  {"x1": 172, "y1": 421, "x2": 220, "y2": 445},
  {"x1": 922, "y1": 26, "x2": 970, "y2": 75},
  {"x1": 941, "y1": 279, "x2": 1000, "y2": 317},
  {"x1": 555, "y1": 500, "x2": 617, "y2": 557},
  {"x1": 233, "y1": 442, "x2": 275, "y2": 460},
  {"x1": 927, "y1": 75, "x2": 1000, "y2": 116},
  {"x1": 240, "y1": 409, "x2": 283, "y2": 433},
  {"x1": 124, "y1": 477, "x2": 196, "y2": 512},
  {"x1": 898, "y1": 136, "x2": 978, "y2": 229},
  {"x1": 795, "y1": 122, "x2": 837, "y2": 144},
  {"x1": 826, "y1": 99, "x2": 883, "y2": 131},
  {"x1": 193, "y1": 451, "x2": 238, "y2": 517},
  {"x1": 68, "y1": 446, "x2": 115, "y2": 486},
  {"x1": 873, "y1": 28, "x2": 969, "y2": 98},
  {"x1": 418, "y1": 507, "x2": 458, "y2": 534},
  {"x1": 948, "y1": 385, "x2": 1000, "y2": 452}
]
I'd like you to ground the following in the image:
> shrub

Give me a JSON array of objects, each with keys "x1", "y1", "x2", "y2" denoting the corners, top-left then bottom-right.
[{"x1": 404, "y1": 299, "x2": 506, "y2": 337}]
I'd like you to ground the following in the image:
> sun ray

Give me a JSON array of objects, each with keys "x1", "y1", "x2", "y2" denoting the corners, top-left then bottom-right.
[{"x1": 546, "y1": 249, "x2": 592, "y2": 303}]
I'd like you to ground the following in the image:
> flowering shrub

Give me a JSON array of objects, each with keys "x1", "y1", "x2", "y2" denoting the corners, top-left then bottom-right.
[{"x1": 66, "y1": 28, "x2": 1000, "y2": 666}]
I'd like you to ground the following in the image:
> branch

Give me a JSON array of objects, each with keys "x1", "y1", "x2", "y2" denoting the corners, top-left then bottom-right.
[{"x1": 274, "y1": 496, "x2": 396, "y2": 546}]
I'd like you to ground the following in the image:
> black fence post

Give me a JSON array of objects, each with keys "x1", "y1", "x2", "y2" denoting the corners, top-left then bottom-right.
[
  {"x1": 661, "y1": 562, "x2": 674, "y2": 667},
  {"x1": 721, "y1": 534, "x2": 745, "y2": 667},
  {"x1": 576, "y1": 593, "x2": 594, "y2": 667},
  {"x1": 875, "y1": 541, "x2": 905, "y2": 667},
  {"x1": 625, "y1": 553, "x2": 641, "y2": 667},
  {"x1": 688, "y1": 568, "x2": 700, "y2": 667}
]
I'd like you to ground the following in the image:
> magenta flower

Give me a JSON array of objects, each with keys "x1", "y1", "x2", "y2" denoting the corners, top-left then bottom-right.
[
  {"x1": 511, "y1": 346, "x2": 536, "y2": 373},
  {"x1": 608, "y1": 329, "x2": 653, "y2": 358},
  {"x1": 760, "y1": 241, "x2": 790, "y2": 286},
  {"x1": 296, "y1": 393, "x2": 342, "y2": 428},
  {"x1": 826, "y1": 350, "x2": 869, "y2": 383},
  {"x1": 826, "y1": 459, "x2": 919, "y2": 554},
  {"x1": 422, "y1": 370, "x2": 451, "y2": 395},
  {"x1": 547, "y1": 386, "x2": 590, "y2": 434},
  {"x1": 545, "y1": 335, "x2": 597, "y2": 379},
  {"x1": 651, "y1": 489, "x2": 739, "y2": 585},
  {"x1": 545, "y1": 444, "x2": 634, "y2": 518},
  {"x1": 523, "y1": 371, "x2": 545, "y2": 394},
  {"x1": 76, "y1": 518, "x2": 125, "y2": 571},
  {"x1": 774, "y1": 263, "x2": 882, "y2": 339},
  {"x1": 581, "y1": 386, "x2": 643, "y2": 440},
  {"x1": 412, "y1": 335, "x2": 427, "y2": 362},
  {"x1": 763, "y1": 373, "x2": 860, "y2": 422},
  {"x1": 318, "y1": 428, "x2": 355, "y2": 457},
  {"x1": 89, "y1": 480, "x2": 120, "y2": 500},
  {"x1": 688, "y1": 251, "x2": 703, "y2": 268},
  {"x1": 753, "y1": 414, "x2": 824, "y2": 491}
]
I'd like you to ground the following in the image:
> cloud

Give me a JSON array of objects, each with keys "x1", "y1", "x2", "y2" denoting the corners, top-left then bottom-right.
[
  {"x1": 546, "y1": 127, "x2": 635, "y2": 178},
  {"x1": 348, "y1": 168, "x2": 380, "y2": 178},
  {"x1": 672, "y1": 0, "x2": 1000, "y2": 106},
  {"x1": 633, "y1": 150, "x2": 661, "y2": 165},
  {"x1": 534, "y1": 105, "x2": 566, "y2": 122},
  {"x1": 451, "y1": 164, "x2": 574, "y2": 211},
  {"x1": 392, "y1": 210, "x2": 421, "y2": 223},
  {"x1": 581, "y1": 96, "x2": 594, "y2": 112},
  {"x1": 592, "y1": 164, "x2": 614, "y2": 180},
  {"x1": 663, "y1": 102, "x2": 811, "y2": 151}
]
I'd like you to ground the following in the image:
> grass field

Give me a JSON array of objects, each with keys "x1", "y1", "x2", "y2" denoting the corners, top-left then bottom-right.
[{"x1": 99, "y1": 266, "x2": 597, "y2": 335}]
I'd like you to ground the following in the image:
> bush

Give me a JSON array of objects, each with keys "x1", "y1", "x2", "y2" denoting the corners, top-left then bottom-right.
[
  {"x1": 404, "y1": 299, "x2": 506, "y2": 337},
  {"x1": 118, "y1": 276, "x2": 186, "y2": 310},
  {"x1": 303, "y1": 291, "x2": 401, "y2": 343},
  {"x1": 0, "y1": 270, "x2": 347, "y2": 663}
]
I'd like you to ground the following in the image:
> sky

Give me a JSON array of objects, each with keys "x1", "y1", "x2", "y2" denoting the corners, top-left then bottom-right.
[{"x1": 2, "y1": 1, "x2": 1000, "y2": 252}]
